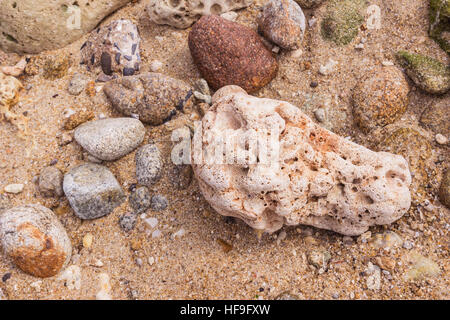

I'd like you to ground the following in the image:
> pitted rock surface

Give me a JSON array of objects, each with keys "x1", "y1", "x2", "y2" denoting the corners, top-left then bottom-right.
[
  {"x1": 147, "y1": 0, "x2": 253, "y2": 29},
  {"x1": 192, "y1": 86, "x2": 412, "y2": 236}
]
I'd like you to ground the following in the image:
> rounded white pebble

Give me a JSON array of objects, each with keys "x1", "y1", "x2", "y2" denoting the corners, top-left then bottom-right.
[
  {"x1": 435, "y1": 134, "x2": 448, "y2": 145},
  {"x1": 4, "y1": 184, "x2": 24, "y2": 194}
]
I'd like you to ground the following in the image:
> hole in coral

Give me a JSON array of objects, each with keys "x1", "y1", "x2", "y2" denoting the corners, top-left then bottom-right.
[
  {"x1": 211, "y1": 4, "x2": 222, "y2": 15},
  {"x1": 170, "y1": 0, "x2": 181, "y2": 7}
]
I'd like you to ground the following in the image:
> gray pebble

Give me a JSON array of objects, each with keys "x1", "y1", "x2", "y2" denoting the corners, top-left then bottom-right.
[
  {"x1": 68, "y1": 73, "x2": 88, "y2": 96},
  {"x1": 119, "y1": 212, "x2": 137, "y2": 232},
  {"x1": 38, "y1": 166, "x2": 63, "y2": 197},
  {"x1": 63, "y1": 163, "x2": 125, "y2": 220},
  {"x1": 74, "y1": 118, "x2": 145, "y2": 161},
  {"x1": 135, "y1": 144, "x2": 162, "y2": 187},
  {"x1": 129, "y1": 186, "x2": 151, "y2": 214},
  {"x1": 151, "y1": 194, "x2": 168, "y2": 211},
  {"x1": 194, "y1": 78, "x2": 210, "y2": 96},
  {"x1": 314, "y1": 108, "x2": 326, "y2": 123}
]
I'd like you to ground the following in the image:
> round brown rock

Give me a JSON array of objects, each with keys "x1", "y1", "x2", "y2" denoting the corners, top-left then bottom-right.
[
  {"x1": 352, "y1": 66, "x2": 409, "y2": 133},
  {"x1": 188, "y1": 15, "x2": 278, "y2": 93},
  {"x1": 0, "y1": 204, "x2": 72, "y2": 278},
  {"x1": 258, "y1": 0, "x2": 306, "y2": 50}
]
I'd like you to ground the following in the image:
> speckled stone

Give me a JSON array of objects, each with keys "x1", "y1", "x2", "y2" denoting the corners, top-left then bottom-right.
[
  {"x1": 439, "y1": 169, "x2": 450, "y2": 208},
  {"x1": 397, "y1": 51, "x2": 450, "y2": 94},
  {"x1": 103, "y1": 73, "x2": 194, "y2": 125},
  {"x1": 68, "y1": 73, "x2": 88, "y2": 96},
  {"x1": 258, "y1": 0, "x2": 306, "y2": 50},
  {"x1": 0, "y1": 204, "x2": 72, "y2": 277},
  {"x1": 129, "y1": 186, "x2": 151, "y2": 214},
  {"x1": 74, "y1": 118, "x2": 145, "y2": 161},
  {"x1": 119, "y1": 212, "x2": 137, "y2": 232},
  {"x1": 81, "y1": 20, "x2": 141, "y2": 76},
  {"x1": 321, "y1": 0, "x2": 365, "y2": 45},
  {"x1": 378, "y1": 128, "x2": 433, "y2": 204},
  {"x1": 151, "y1": 194, "x2": 168, "y2": 211},
  {"x1": 63, "y1": 163, "x2": 126, "y2": 220},
  {"x1": 135, "y1": 144, "x2": 163, "y2": 187},
  {"x1": 352, "y1": 66, "x2": 409, "y2": 133},
  {"x1": 39, "y1": 166, "x2": 64, "y2": 197},
  {"x1": 420, "y1": 100, "x2": 450, "y2": 136},
  {"x1": 188, "y1": 15, "x2": 278, "y2": 93}
]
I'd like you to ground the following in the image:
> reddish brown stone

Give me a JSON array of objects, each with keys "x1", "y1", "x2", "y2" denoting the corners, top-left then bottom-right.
[{"x1": 188, "y1": 15, "x2": 278, "y2": 93}]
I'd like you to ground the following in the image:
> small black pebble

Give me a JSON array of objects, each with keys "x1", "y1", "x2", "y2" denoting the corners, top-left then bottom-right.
[
  {"x1": 52, "y1": 94, "x2": 58, "y2": 98},
  {"x1": 101, "y1": 52, "x2": 112, "y2": 75},
  {"x1": 2, "y1": 273, "x2": 11, "y2": 282},
  {"x1": 128, "y1": 183, "x2": 137, "y2": 192},
  {"x1": 123, "y1": 67, "x2": 135, "y2": 76},
  {"x1": 259, "y1": 288, "x2": 264, "y2": 292},
  {"x1": 124, "y1": 55, "x2": 132, "y2": 61},
  {"x1": 50, "y1": 159, "x2": 58, "y2": 166},
  {"x1": 310, "y1": 81, "x2": 318, "y2": 88}
]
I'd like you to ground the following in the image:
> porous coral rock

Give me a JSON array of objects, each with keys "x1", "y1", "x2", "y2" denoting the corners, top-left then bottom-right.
[
  {"x1": 147, "y1": 0, "x2": 253, "y2": 29},
  {"x1": 192, "y1": 86, "x2": 412, "y2": 236}
]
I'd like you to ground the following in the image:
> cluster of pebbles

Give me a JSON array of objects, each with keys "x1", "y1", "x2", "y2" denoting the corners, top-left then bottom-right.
[{"x1": 0, "y1": 0, "x2": 448, "y2": 299}]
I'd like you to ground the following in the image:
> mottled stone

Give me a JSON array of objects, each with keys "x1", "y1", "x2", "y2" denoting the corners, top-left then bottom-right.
[
  {"x1": 0, "y1": 204, "x2": 72, "y2": 277},
  {"x1": 439, "y1": 169, "x2": 450, "y2": 208},
  {"x1": 103, "y1": 73, "x2": 194, "y2": 125},
  {"x1": 188, "y1": 15, "x2": 278, "y2": 93},
  {"x1": 81, "y1": 20, "x2": 141, "y2": 76},
  {"x1": 43, "y1": 55, "x2": 71, "y2": 80},
  {"x1": 129, "y1": 186, "x2": 151, "y2": 214},
  {"x1": 119, "y1": 213, "x2": 137, "y2": 232},
  {"x1": 404, "y1": 252, "x2": 441, "y2": 281},
  {"x1": 135, "y1": 144, "x2": 163, "y2": 187},
  {"x1": 429, "y1": 0, "x2": 450, "y2": 55},
  {"x1": 321, "y1": 0, "x2": 365, "y2": 45},
  {"x1": 147, "y1": 0, "x2": 252, "y2": 29},
  {"x1": 420, "y1": 100, "x2": 450, "y2": 136},
  {"x1": 397, "y1": 51, "x2": 450, "y2": 94},
  {"x1": 63, "y1": 110, "x2": 95, "y2": 130},
  {"x1": 39, "y1": 166, "x2": 64, "y2": 197},
  {"x1": 258, "y1": 0, "x2": 306, "y2": 50},
  {"x1": 74, "y1": 118, "x2": 145, "y2": 161},
  {"x1": 63, "y1": 164, "x2": 126, "y2": 220},
  {"x1": 352, "y1": 66, "x2": 409, "y2": 133},
  {"x1": 151, "y1": 194, "x2": 168, "y2": 211},
  {"x1": 378, "y1": 128, "x2": 433, "y2": 203},
  {"x1": 68, "y1": 73, "x2": 88, "y2": 96}
]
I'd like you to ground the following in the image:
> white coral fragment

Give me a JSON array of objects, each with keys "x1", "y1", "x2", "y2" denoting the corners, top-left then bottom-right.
[
  {"x1": 192, "y1": 86, "x2": 412, "y2": 236},
  {"x1": 147, "y1": 0, "x2": 253, "y2": 29}
]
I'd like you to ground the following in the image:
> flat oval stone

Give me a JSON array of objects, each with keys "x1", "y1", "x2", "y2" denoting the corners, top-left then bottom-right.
[
  {"x1": 74, "y1": 117, "x2": 145, "y2": 161},
  {"x1": 63, "y1": 163, "x2": 126, "y2": 220}
]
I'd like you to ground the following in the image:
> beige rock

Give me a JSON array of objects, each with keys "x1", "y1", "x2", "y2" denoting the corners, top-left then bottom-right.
[
  {"x1": 147, "y1": 0, "x2": 253, "y2": 29},
  {"x1": 0, "y1": 0, "x2": 132, "y2": 53},
  {"x1": 0, "y1": 204, "x2": 72, "y2": 277},
  {"x1": 192, "y1": 86, "x2": 412, "y2": 236}
]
